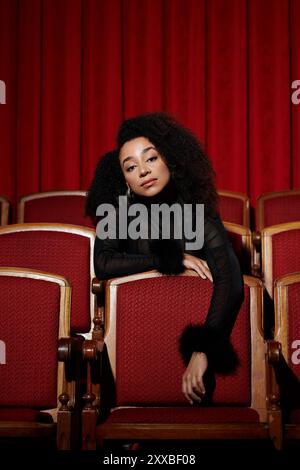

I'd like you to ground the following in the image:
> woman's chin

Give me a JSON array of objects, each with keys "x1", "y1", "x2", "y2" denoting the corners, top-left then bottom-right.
[{"x1": 137, "y1": 187, "x2": 162, "y2": 197}]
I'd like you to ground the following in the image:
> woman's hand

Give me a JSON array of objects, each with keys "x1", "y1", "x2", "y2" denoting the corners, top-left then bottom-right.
[
  {"x1": 182, "y1": 352, "x2": 208, "y2": 404},
  {"x1": 183, "y1": 253, "x2": 213, "y2": 281}
]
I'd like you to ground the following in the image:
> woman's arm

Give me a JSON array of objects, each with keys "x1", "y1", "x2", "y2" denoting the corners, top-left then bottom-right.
[
  {"x1": 180, "y1": 215, "x2": 244, "y2": 374},
  {"x1": 94, "y1": 235, "x2": 159, "y2": 279}
]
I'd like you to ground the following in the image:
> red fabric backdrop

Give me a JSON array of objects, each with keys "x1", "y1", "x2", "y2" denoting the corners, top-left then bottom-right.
[{"x1": 0, "y1": 0, "x2": 300, "y2": 214}]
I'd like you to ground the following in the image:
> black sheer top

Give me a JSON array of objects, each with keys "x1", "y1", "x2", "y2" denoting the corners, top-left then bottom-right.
[{"x1": 94, "y1": 187, "x2": 244, "y2": 373}]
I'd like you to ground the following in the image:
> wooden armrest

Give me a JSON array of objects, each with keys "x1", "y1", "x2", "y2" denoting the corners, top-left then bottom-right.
[
  {"x1": 92, "y1": 277, "x2": 106, "y2": 296},
  {"x1": 58, "y1": 336, "x2": 84, "y2": 383},
  {"x1": 58, "y1": 336, "x2": 84, "y2": 362}
]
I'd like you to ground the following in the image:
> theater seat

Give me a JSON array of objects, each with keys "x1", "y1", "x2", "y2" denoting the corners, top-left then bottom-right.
[
  {"x1": 274, "y1": 273, "x2": 300, "y2": 442},
  {"x1": 0, "y1": 267, "x2": 78, "y2": 449},
  {"x1": 18, "y1": 190, "x2": 93, "y2": 227},
  {"x1": 82, "y1": 271, "x2": 282, "y2": 450},
  {"x1": 257, "y1": 190, "x2": 300, "y2": 231},
  {"x1": 261, "y1": 222, "x2": 300, "y2": 300},
  {"x1": 218, "y1": 190, "x2": 250, "y2": 227},
  {"x1": 0, "y1": 223, "x2": 95, "y2": 335}
]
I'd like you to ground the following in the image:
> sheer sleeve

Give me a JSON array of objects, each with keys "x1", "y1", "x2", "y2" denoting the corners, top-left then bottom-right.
[
  {"x1": 94, "y1": 209, "x2": 185, "y2": 280},
  {"x1": 179, "y1": 214, "x2": 244, "y2": 374},
  {"x1": 94, "y1": 235, "x2": 159, "y2": 279}
]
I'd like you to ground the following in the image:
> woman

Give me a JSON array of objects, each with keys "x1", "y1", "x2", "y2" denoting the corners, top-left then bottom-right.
[{"x1": 86, "y1": 112, "x2": 244, "y2": 405}]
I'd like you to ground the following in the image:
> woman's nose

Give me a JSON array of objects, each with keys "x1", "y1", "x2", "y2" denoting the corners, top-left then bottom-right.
[{"x1": 139, "y1": 166, "x2": 150, "y2": 177}]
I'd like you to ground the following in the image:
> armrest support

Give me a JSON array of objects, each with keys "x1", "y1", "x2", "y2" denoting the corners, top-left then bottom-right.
[
  {"x1": 57, "y1": 336, "x2": 85, "y2": 450},
  {"x1": 266, "y1": 340, "x2": 282, "y2": 450},
  {"x1": 58, "y1": 336, "x2": 84, "y2": 382}
]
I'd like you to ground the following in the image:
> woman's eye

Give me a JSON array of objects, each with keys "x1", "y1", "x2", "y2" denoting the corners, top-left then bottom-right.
[
  {"x1": 147, "y1": 156, "x2": 158, "y2": 162},
  {"x1": 126, "y1": 165, "x2": 136, "y2": 172}
]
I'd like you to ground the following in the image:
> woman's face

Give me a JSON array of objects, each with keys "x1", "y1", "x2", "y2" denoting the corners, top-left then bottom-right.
[{"x1": 119, "y1": 137, "x2": 171, "y2": 197}]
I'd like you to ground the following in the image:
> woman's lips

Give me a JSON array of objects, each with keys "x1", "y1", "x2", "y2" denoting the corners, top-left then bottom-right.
[{"x1": 142, "y1": 178, "x2": 157, "y2": 187}]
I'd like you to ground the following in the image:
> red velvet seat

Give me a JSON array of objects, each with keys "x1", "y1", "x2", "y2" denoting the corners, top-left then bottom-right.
[
  {"x1": 82, "y1": 271, "x2": 281, "y2": 450},
  {"x1": 0, "y1": 224, "x2": 96, "y2": 449},
  {"x1": 257, "y1": 190, "x2": 300, "y2": 231},
  {"x1": 0, "y1": 195, "x2": 10, "y2": 225},
  {"x1": 18, "y1": 190, "x2": 93, "y2": 227},
  {"x1": 0, "y1": 223, "x2": 95, "y2": 334},
  {"x1": 218, "y1": 190, "x2": 250, "y2": 227},
  {"x1": 254, "y1": 191, "x2": 300, "y2": 273},
  {"x1": 274, "y1": 273, "x2": 300, "y2": 441},
  {"x1": 0, "y1": 267, "x2": 76, "y2": 447}
]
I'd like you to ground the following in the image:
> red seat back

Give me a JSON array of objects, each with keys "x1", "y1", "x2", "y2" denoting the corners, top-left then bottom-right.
[
  {"x1": 262, "y1": 223, "x2": 300, "y2": 298},
  {"x1": 105, "y1": 273, "x2": 259, "y2": 407},
  {"x1": 0, "y1": 224, "x2": 95, "y2": 333},
  {"x1": 218, "y1": 191, "x2": 250, "y2": 227},
  {"x1": 0, "y1": 268, "x2": 70, "y2": 409},
  {"x1": 18, "y1": 191, "x2": 93, "y2": 227},
  {"x1": 257, "y1": 190, "x2": 300, "y2": 230}
]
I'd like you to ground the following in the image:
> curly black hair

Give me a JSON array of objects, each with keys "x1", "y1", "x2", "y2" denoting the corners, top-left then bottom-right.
[
  {"x1": 85, "y1": 149, "x2": 126, "y2": 224},
  {"x1": 86, "y1": 112, "x2": 218, "y2": 223}
]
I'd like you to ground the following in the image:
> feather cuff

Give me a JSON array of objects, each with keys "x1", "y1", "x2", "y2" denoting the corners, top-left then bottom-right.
[
  {"x1": 151, "y1": 239, "x2": 185, "y2": 275},
  {"x1": 179, "y1": 324, "x2": 239, "y2": 375}
]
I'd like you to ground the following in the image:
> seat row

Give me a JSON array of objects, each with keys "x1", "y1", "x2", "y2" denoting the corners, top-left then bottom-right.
[
  {"x1": 0, "y1": 188, "x2": 300, "y2": 451},
  {"x1": 1, "y1": 189, "x2": 300, "y2": 229},
  {"x1": 1, "y1": 189, "x2": 300, "y2": 279},
  {"x1": 2, "y1": 264, "x2": 300, "y2": 451}
]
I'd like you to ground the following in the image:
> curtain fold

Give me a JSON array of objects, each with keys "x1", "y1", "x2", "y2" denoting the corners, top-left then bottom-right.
[
  {"x1": 81, "y1": 0, "x2": 123, "y2": 188},
  {"x1": 206, "y1": 0, "x2": 247, "y2": 193},
  {"x1": 0, "y1": 0, "x2": 299, "y2": 213},
  {"x1": 291, "y1": 0, "x2": 300, "y2": 189},
  {"x1": 248, "y1": 0, "x2": 291, "y2": 202},
  {"x1": 0, "y1": 0, "x2": 18, "y2": 201}
]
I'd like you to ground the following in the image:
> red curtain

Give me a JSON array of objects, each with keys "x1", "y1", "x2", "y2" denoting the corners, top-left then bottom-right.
[{"x1": 0, "y1": 0, "x2": 300, "y2": 214}]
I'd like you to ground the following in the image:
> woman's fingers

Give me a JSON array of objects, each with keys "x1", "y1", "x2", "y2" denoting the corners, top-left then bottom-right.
[
  {"x1": 183, "y1": 256, "x2": 213, "y2": 282},
  {"x1": 199, "y1": 261, "x2": 213, "y2": 282},
  {"x1": 182, "y1": 375, "x2": 203, "y2": 404},
  {"x1": 196, "y1": 377, "x2": 206, "y2": 395},
  {"x1": 193, "y1": 264, "x2": 206, "y2": 280}
]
